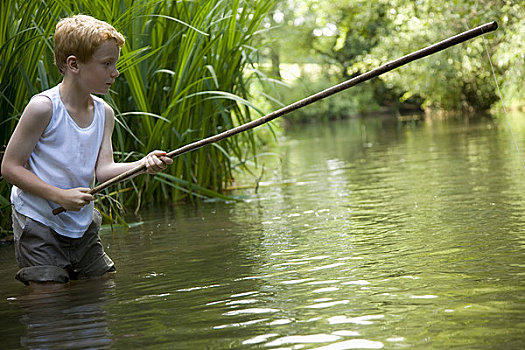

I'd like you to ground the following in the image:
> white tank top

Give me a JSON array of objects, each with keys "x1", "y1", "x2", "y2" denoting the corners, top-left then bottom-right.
[{"x1": 11, "y1": 84, "x2": 106, "y2": 238}]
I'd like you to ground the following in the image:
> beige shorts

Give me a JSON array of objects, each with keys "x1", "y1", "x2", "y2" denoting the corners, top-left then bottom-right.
[{"x1": 12, "y1": 209, "x2": 115, "y2": 285}]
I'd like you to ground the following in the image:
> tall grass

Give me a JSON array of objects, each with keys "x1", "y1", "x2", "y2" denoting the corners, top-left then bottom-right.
[{"x1": 0, "y1": 0, "x2": 276, "y2": 234}]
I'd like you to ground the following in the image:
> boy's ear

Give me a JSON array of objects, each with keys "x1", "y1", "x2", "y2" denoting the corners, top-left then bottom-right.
[{"x1": 65, "y1": 55, "x2": 79, "y2": 73}]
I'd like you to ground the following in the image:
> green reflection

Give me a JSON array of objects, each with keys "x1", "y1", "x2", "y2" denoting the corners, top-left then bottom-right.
[{"x1": 1, "y1": 114, "x2": 524, "y2": 349}]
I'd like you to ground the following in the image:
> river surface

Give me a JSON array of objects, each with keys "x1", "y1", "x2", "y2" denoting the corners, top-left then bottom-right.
[{"x1": 1, "y1": 114, "x2": 524, "y2": 349}]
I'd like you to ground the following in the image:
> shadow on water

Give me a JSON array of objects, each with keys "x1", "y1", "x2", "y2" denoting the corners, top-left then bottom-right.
[{"x1": 1, "y1": 114, "x2": 525, "y2": 349}]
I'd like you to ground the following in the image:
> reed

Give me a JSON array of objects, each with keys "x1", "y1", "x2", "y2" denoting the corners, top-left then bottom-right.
[
  {"x1": 0, "y1": 0, "x2": 276, "y2": 233},
  {"x1": 109, "y1": 0, "x2": 275, "y2": 208}
]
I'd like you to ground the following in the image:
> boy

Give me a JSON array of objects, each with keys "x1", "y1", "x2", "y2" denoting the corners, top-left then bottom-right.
[{"x1": 1, "y1": 15, "x2": 173, "y2": 285}]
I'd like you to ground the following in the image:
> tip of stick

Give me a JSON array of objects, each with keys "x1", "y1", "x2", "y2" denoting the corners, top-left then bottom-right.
[{"x1": 486, "y1": 21, "x2": 498, "y2": 31}]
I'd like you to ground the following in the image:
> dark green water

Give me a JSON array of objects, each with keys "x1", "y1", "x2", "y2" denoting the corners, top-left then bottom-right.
[{"x1": 1, "y1": 114, "x2": 524, "y2": 349}]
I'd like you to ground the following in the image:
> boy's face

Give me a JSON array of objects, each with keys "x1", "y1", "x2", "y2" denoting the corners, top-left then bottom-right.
[{"x1": 79, "y1": 40, "x2": 120, "y2": 95}]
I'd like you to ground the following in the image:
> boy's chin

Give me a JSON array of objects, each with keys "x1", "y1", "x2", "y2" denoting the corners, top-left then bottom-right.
[{"x1": 94, "y1": 86, "x2": 111, "y2": 95}]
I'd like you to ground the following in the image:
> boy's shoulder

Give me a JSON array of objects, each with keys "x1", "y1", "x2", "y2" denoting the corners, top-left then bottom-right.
[
  {"x1": 27, "y1": 85, "x2": 59, "y2": 116},
  {"x1": 90, "y1": 93, "x2": 111, "y2": 110},
  {"x1": 93, "y1": 96, "x2": 115, "y2": 119},
  {"x1": 14, "y1": 94, "x2": 54, "y2": 137},
  {"x1": 26, "y1": 94, "x2": 53, "y2": 120}
]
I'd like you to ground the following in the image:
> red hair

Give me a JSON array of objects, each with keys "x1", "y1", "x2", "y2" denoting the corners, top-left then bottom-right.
[{"x1": 54, "y1": 15, "x2": 125, "y2": 74}]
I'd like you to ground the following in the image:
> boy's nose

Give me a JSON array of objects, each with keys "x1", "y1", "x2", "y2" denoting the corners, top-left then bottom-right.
[{"x1": 112, "y1": 68, "x2": 119, "y2": 78}]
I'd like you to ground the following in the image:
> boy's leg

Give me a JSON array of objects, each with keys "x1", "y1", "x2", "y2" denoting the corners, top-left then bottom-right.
[
  {"x1": 73, "y1": 209, "x2": 116, "y2": 280},
  {"x1": 12, "y1": 210, "x2": 70, "y2": 285}
]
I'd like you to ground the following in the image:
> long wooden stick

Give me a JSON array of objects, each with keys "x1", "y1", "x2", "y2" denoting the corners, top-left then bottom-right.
[{"x1": 53, "y1": 21, "x2": 498, "y2": 215}]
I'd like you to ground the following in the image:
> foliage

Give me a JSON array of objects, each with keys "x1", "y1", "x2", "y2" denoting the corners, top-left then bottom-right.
[
  {"x1": 271, "y1": 74, "x2": 380, "y2": 124},
  {"x1": 352, "y1": 0, "x2": 513, "y2": 111},
  {"x1": 0, "y1": 0, "x2": 276, "y2": 236},
  {"x1": 262, "y1": 0, "x2": 524, "y2": 115},
  {"x1": 492, "y1": 2, "x2": 525, "y2": 107}
]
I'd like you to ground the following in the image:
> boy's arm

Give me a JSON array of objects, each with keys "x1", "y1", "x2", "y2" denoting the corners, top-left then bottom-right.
[
  {"x1": 1, "y1": 96, "x2": 94, "y2": 211},
  {"x1": 94, "y1": 103, "x2": 172, "y2": 183}
]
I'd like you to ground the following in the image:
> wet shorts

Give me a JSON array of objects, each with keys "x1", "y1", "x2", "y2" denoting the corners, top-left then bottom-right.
[{"x1": 12, "y1": 209, "x2": 115, "y2": 285}]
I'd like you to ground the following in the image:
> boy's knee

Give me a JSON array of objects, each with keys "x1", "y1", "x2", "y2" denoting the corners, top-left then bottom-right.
[{"x1": 16, "y1": 266, "x2": 70, "y2": 285}]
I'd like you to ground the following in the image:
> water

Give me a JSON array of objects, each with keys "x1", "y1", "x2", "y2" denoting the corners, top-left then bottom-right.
[{"x1": 1, "y1": 114, "x2": 525, "y2": 349}]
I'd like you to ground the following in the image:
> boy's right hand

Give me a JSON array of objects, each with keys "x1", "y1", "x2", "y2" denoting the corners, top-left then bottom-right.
[{"x1": 57, "y1": 187, "x2": 94, "y2": 211}]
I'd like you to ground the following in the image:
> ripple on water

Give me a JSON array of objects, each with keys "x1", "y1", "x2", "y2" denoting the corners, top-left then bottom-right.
[
  {"x1": 222, "y1": 308, "x2": 280, "y2": 316},
  {"x1": 328, "y1": 315, "x2": 385, "y2": 325},
  {"x1": 3, "y1": 117, "x2": 525, "y2": 349}
]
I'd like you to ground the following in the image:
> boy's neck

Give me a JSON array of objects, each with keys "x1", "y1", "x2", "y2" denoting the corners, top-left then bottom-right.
[
  {"x1": 59, "y1": 79, "x2": 95, "y2": 128},
  {"x1": 59, "y1": 78, "x2": 92, "y2": 109}
]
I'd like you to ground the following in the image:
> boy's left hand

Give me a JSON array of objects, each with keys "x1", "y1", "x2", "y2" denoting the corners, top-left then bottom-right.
[{"x1": 143, "y1": 150, "x2": 173, "y2": 174}]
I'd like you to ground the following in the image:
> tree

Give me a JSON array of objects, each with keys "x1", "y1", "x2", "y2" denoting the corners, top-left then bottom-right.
[{"x1": 262, "y1": 0, "x2": 524, "y2": 114}]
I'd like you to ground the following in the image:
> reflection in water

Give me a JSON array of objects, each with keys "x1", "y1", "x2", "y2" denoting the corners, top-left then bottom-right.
[
  {"x1": 1, "y1": 115, "x2": 525, "y2": 349},
  {"x1": 13, "y1": 280, "x2": 114, "y2": 349}
]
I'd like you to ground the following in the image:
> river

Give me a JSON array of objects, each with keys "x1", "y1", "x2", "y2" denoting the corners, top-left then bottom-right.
[{"x1": 1, "y1": 113, "x2": 524, "y2": 349}]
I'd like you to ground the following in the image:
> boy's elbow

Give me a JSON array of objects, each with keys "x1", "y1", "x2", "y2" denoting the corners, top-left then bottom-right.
[
  {"x1": 1, "y1": 159, "x2": 17, "y2": 185},
  {"x1": 1, "y1": 161, "x2": 11, "y2": 183}
]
